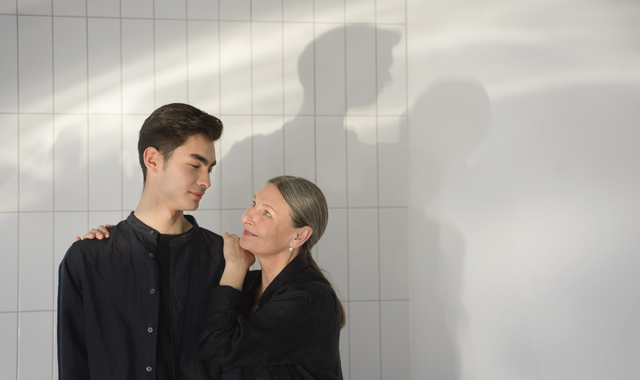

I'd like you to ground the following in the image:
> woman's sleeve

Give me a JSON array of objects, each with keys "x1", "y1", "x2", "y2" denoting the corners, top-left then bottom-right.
[{"x1": 197, "y1": 285, "x2": 315, "y2": 367}]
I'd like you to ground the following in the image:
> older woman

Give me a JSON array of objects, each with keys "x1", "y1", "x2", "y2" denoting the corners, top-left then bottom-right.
[{"x1": 197, "y1": 175, "x2": 344, "y2": 379}]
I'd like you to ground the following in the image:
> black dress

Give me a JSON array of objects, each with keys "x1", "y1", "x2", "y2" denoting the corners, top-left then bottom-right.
[{"x1": 198, "y1": 254, "x2": 343, "y2": 380}]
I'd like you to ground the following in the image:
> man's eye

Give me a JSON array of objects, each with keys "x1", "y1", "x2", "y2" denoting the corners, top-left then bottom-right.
[{"x1": 191, "y1": 165, "x2": 199, "y2": 169}]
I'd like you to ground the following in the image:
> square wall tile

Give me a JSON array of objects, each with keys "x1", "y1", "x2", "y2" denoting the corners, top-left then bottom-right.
[
  {"x1": 87, "y1": 0, "x2": 119, "y2": 17},
  {"x1": 346, "y1": 116, "x2": 378, "y2": 208},
  {"x1": 0, "y1": 16, "x2": 18, "y2": 113},
  {"x1": 188, "y1": 0, "x2": 219, "y2": 20},
  {"x1": 283, "y1": 23, "x2": 314, "y2": 115},
  {"x1": 88, "y1": 211, "x2": 123, "y2": 232},
  {"x1": 252, "y1": 22, "x2": 283, "y2": 115},
  {"x1": 18, "y1": 0, "x2": 51, "y2": 15},
  {"x1": 349, "y1": 301, "x2": 381, "y2": 380},
  {"x1": 220, "y1": 21, "x2": 252, "y2": 114},
  {"x1": 315, "y1": 24, "x2": 345, "y2": 116},
  {"x1": 122, "y1": 115, "x2": 145, "y2": 211},
  {"x1": 345, "y1": 0, "x2": 375, "y2": 24},
  {"x1": 19, "y1": 212, "x2": 54, "y2": 311},
  {"x1": 54, "y1": 212, "x2": 88, "y2": 308},
  {"x1": 379, "y1": 209, "x2": 409, "y2": 300},
  {"x1": 220, "y1": 116, "x2": 252, "y2": 209},
  {"x1": 19, "y1": 311, "x2": 53, "y2": 380},
  {"x1": 20, "y1": 114, "x2": 54, "y2": 212},
  {"x1": 0, "y1": 114, "x2": 19, "y2": 212},
  {"x1": 155, "y1": 0, "x2": 186, "y2": 19},
  {"x1": 252, "y1": 0, "x2": 281, "y2": 21},
  {"x1": 121, "y1": 0, "x2": 152, "y2": 18},
  {"x1": 0, "y1": 214, "x2": 19, "y2": 312},
  {"x1": 348, "y1": 209, "x2": 379, "y2": 301},
  {"x1": 53, "y1": 16, "x2": 87, "y2": 114},
  {"x1": 316, "y1": 116, "x2": 347, "y2": 208},
  {"x1": 221, "y1": 209, "x2": 244, "y2": 236},
  {"x1": 220, "y1": 0, "x2": 250, "y2": 20},
  {"x1": 54, "y1": 0, "x2": 86, "y2": 16},
  {"x1": 377, "y1": 26, "x2": 406, "y2": 116},
  {"x1": 188, "y1": 21, "x2": 221, "y2": 115},
  {"x1": 190, "y1": 210, "x2": 221, "y2": 235},
  {"x1": 316, "y1": 208, "x2": 348, "y2": 301},
  {"x1": 156, "y1": 20, "x2": 188, "y2": 106},
  {"x1": 18, "y1": 16, "x2": 53, "y2": 113},
  {"x1": 88, "y1": 18, "x2": 121, "y2": 113},
  {"x1": 314, "y1": 0, "x2": 344, "y2": 23},
  {"x1": 376, "y1": 0, "x2": 406, "y2": 24},
  {"x1": 55, "y1": 114, "x2": 88, "y2": 211},
  {"x1": 253, "y1": 116, "x2": 284, "y2": 193},
  {"x1": 378, "y1": 116, "x2": 407, "y2": 207},
  {"x1": 346, "y1": 25, "x2": 376, "y2": 115},
  {"x1": 381, "y1": 301, "x2": 410, "y2": 379},
  {"x1": 0, "y1": 313, "x2": 17, "y2": 379},
  {"x1": 284, "y1": 115, "x2": 315, "y2": 179},
  {"x1": 122, "y1": 19, "x2": 155, "y2": 114},
  {"x1": 283, "y1": 0, "x2": 313, "y2": 22},
  {"x1": 1, "y1": 0, "x2": 16, "y2": 13},
  {"x1": 89, "y1": 115, "x2": 122, "y2": 211}
]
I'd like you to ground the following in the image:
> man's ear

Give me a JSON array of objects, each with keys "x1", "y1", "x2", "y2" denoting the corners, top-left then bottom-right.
[
  {"x1": 144, "y1": 147, "x2": 163, "y2": 175},
  {"x1": 290, "y1": 226, "x2": 313, "y2": 249}
]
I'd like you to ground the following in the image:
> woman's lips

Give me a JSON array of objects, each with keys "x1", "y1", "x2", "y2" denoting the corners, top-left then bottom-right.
[{"x1": 243, "y1": 229, "x2": 257, "y2": 237}]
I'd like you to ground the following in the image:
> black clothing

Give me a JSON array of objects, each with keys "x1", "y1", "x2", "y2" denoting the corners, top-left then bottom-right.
[
  {"x1": 197, "y1": 254, "x2": 343, "y2": 380},
  {"x1": 156, "y1": 233, "x2": 181, "y2": 379},
  {"x1": 57, "y1": 212, "x2": 225, "y2": 380}
]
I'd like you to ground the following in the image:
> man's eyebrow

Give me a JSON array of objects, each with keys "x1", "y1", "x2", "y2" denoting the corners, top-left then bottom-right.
[{"x1": 190, "y1": 154, "x2": 216, "y2": 167}]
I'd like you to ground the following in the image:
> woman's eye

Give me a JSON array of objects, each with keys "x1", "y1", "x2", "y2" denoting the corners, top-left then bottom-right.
[
  {"x1": 252, "y1": 201, "x2": 256, "y2": 207},
  {"x1": 264, "y1": 210, "x2": 271, "y2": 217}
]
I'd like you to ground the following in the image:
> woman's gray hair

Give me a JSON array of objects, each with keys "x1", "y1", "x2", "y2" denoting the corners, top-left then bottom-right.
[{"x1": 267, "y1": 175, "x2": 328, "y2": 256}]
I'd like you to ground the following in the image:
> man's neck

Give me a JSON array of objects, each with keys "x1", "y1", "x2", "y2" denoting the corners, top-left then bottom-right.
[{"x1": 134, "y1": 192, "x2": 193, "y2": 235}]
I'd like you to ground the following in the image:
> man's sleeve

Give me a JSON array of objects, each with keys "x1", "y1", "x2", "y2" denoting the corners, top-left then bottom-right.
[{"x1": 57, "y1": 247, "x2": 90, "y2": 379}]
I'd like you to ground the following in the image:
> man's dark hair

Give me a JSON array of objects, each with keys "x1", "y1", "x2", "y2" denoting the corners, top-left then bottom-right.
[{"x1": 138, "y1": 103, "x2": 223, "y2": 183}]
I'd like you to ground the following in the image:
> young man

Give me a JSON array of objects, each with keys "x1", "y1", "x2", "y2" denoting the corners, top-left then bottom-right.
[{"x1": 57, "y1": 103, "x2": 228, "y2": 379}]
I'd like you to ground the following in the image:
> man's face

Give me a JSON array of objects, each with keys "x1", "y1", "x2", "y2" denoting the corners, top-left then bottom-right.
[{"x1": 156, "y1": 134, "x2": 217, "y2": 212}]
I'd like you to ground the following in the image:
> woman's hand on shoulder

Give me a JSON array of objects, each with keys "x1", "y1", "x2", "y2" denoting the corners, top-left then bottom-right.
[{"x1": 74, "y1": 224, "x2": 112, "y2": 242}]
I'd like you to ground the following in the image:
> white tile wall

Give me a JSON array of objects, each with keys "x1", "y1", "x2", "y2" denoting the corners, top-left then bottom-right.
[
  {"x1": 121, "y1": 19, "x2": 155, "y2": 114},
  {"x1": 19, "y1": 311, "x2": 54, "y2": 380},
  {"x1": 0, "y1": 2, "x2": 409, "y2": 378},
  {"x1": 349, "y1": 301, "x2": 381, "y2": 379},
  {"x1": 0, "y1": 214, "x2": 19, "y2": 312},
  {"x1": 0, "y1": 15, "x2": 18, "y2": 113},
  {"x1": 0, "y1": 313, "x2": 18, "y2": 379},
  {"x1": 0, "y1": 114, "x2": 19, "y2": 211},
  {"x1": 53, "y1": 16, "x2": 87, "y2": 114}
]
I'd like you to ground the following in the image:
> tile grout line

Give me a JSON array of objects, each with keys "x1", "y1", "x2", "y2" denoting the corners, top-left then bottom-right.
[
  {"x1": 15, "y1": 3, "x2": 21, "y2": 379},
  {"x1": 50, "y1": 0, "x2": 57, "y2": 374}
]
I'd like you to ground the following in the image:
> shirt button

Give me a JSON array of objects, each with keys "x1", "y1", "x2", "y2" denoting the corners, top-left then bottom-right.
[
  {"x1": 147, "y1": 327, "x2": 153, "y2": 333},
  {"x1": 150, "y1": 289, "x2": 155, "y2": 294},
  {"x1": 149, "y1": 253, "x2": 154, "y2": 258},
  {"x1": 146, "y1": 366, "x2": 152, "y2": 372},
  {"x1": 149, "y1": 230, "x2": 154, "y2": 235}
]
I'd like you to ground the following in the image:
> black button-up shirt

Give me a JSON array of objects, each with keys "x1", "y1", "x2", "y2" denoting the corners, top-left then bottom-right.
[
  {"x1": 197, "y1": 254, "x2": 343, "y2": 380},
  {"x1": 57, "y1": 212, "x2": 225, "y2": 380}
]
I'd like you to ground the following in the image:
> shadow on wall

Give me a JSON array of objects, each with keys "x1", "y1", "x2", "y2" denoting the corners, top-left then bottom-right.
[{"x1": 410, "y1": 78, "x2": 492, "y2": 379}]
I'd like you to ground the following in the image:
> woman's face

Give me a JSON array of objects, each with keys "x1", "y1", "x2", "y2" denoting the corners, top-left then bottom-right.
[{"x1": 239, "y1": 183, "x2": 298, "y2": 256}]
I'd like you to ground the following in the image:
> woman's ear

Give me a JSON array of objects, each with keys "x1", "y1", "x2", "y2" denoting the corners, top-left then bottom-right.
[
  {"x1": 144, "y1": 147, "x2": 162, "y2": 175},
  {"x1": 290, "y1": 226, "x2": 313, "y2": 249}
]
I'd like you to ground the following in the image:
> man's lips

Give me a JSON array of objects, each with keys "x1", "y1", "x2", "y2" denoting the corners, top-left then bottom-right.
[
  {"x1": 190, "y1": 191, "x2": 204, "y2": 200},
  {"x1": 243, "y1": 229, "x2": 257, "y2": 237}
]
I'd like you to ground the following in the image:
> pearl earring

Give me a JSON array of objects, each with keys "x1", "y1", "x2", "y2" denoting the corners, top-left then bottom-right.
[{"x1": 289, "y1": 247, "x2": 293, "y2": 251}]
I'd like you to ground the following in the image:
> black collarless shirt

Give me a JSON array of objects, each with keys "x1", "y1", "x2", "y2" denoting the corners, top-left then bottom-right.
[
  {"x1": 58, "y1": 212, "x2": 225, "y2": 380},
  {"x1": 197, "y1": 254, "x2": 344, "y2": 380}
]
